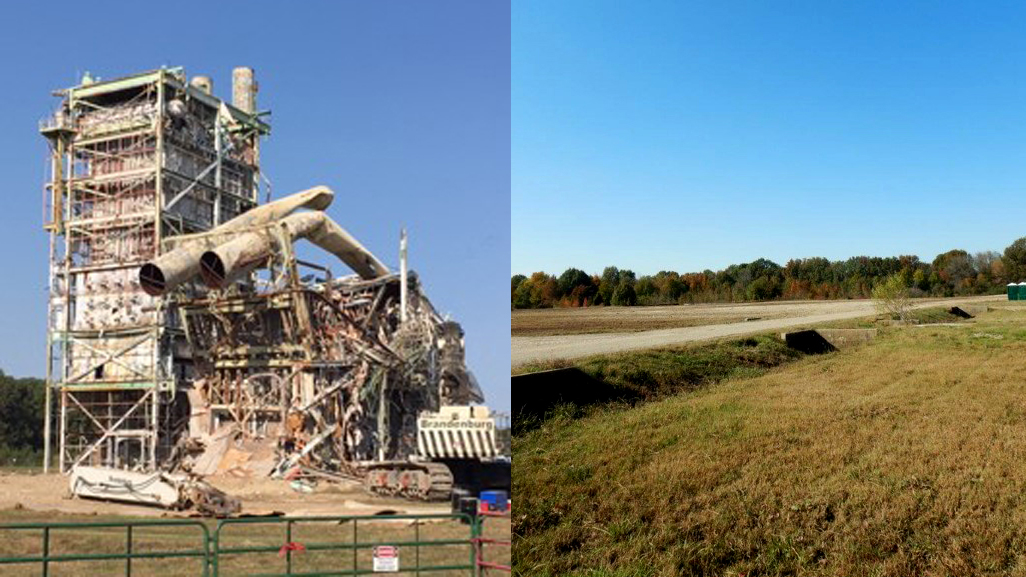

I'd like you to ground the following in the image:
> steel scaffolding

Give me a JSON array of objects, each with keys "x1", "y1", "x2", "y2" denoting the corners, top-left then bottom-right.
[{"x1": 40, "y1": 67, "x2": 269, "y2": 472}]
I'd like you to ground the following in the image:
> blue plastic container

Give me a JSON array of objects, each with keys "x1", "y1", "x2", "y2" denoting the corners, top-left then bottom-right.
[{"x1": 479, "y1": 490, "x2": 509, "y2": 512}]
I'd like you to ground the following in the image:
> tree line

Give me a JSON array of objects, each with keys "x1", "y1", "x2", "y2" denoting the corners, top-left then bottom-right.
[
  {"x1": 0, "y1": 370, "x2": 44, "y2": 466},
  {"x1": 512, "y1": 237, "x2": 1026, "y2": 308}
]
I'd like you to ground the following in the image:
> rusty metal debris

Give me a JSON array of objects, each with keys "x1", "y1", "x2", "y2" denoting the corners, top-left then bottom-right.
[
  {"x1": 69, "y1": 465, "x2": 241, "y2": 516},
  {"x1": 164, "y1": 189, "x2": 502, "y2": 499},
  {"x1": 42, "y1": 67, "x2": 509, "y2": 502},
  {"x1": 139, "y1": 186, "x2": 336, "y2": 296}
]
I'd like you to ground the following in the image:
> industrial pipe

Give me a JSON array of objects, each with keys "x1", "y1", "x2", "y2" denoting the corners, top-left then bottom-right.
[
  {"x1": 199, "y1": 211, "x2": 389, "y2": 288},
  {"x1": 139, "y1": 186, "x2": 335, "y2": 296}
]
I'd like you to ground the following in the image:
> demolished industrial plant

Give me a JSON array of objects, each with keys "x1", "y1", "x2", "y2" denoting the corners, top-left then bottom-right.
[{"x1": 39, "y1": 66, "x2": 510, "y2": 513}]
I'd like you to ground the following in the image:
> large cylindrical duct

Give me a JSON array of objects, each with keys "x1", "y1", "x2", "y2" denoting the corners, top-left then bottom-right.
[
  {"x1": 232, "y1": 67, "x2": 256, "y2": 113},
  {"x1": 139, "y1": 186, "x2": 335, "y2": 296},
  {"x1": 198, "y1": 230, "x2": 273, "y2": 289},
  {"x1": 296, "y1": 212, "x2": 389, "y2": 280},
  {"x1": 199, "y1": 211, "x2": 389, "y2": 289},
  {"x1": 139, "y1": 245, "x2": 208, "y2": 297}
]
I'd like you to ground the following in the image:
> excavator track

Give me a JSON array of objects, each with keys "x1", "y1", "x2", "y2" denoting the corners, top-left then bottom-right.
[{"x1": 363, "y1": 461, "x2": 454, "y2": 501}]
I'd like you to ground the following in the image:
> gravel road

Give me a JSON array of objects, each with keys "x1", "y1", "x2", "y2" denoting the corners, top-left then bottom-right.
[{"x1": 511, "y1": 295, "x2": 1005, "y2": 367}]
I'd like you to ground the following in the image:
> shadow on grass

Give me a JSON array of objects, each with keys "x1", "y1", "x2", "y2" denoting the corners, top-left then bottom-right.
[
  {"x1": 512, "y1": 335, "x2": 808, "y2": 435},
  {"x1": 513, "y1": 368, "x2": 640, "y2": 435}
]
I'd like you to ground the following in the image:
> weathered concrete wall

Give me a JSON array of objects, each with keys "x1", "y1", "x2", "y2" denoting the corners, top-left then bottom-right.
[{"x1": 816, "y1": 328, "x2": 878, "y2": 348}]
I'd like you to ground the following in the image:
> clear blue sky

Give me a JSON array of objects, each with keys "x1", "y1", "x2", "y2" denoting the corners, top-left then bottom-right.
[
  {"x1": 0, "y1": 1, "x2": 510, "y2": 412},
  {"x1": 513, "y1": 1, "x2": 1026, "y2": 277}
]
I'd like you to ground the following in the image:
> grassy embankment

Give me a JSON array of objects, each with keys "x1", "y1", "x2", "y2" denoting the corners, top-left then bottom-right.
[
  {"x1": 514, "y1": 306, "x2": 1026, "y2": 576},
  {"x1": 513, "y1": 333, "x2": 805, "y2": 436}
]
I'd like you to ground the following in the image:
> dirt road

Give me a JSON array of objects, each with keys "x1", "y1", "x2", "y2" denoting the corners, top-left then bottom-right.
[{"x1": 511, "y1": 295, "x2": 1005, "y2": 367}]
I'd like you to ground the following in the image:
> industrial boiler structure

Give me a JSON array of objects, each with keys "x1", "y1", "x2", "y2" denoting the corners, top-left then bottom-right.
[
  {"x1": 41, "y1": 67, "x2": 508, "y2": 500},
  {"x1": 40, "y1": 66, "x2": 266, "y2": 473}
]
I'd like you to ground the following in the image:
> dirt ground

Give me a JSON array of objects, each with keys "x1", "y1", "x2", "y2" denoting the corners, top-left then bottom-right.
[
  {"x1": 511, "y1": 295, "x2": 1005, "y2": 367},
  {"x1": 0, "y1": 470, "x2": 449, "y2": 519}
]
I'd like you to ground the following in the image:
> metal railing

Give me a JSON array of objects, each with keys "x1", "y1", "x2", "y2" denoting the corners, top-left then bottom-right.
[
  {"x1": 0, "y1": 513, "x2": 476, "y2": 576},
  {"x1": 212, "y1": 513, "x2": 476, "y2": 576},
  {"x1": 0, "y1": 518, "x2": 211, "y2": 576},
  {"x1": 473, "y1": 509, "x2": 511, "y2": 575}
]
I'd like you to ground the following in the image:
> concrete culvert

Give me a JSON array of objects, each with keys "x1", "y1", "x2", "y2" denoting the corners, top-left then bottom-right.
[
  {"x1": 782, "y1": 330, "x2": 837, "y2": 354},
  {"x1": 948, "y1": 306, "x2": 974, "y2": 319},
  {"x1": 782, "y1": 328, "x2": 877, "y2": 353}
]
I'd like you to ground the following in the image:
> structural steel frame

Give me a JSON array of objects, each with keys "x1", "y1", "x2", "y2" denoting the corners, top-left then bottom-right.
[{"x1": 41, "y1": 67, "x2": 269, "y2": 473}]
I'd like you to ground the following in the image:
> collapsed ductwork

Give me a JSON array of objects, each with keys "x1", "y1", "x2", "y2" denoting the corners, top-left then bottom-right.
[
  {"x1": 139, "y1": 186, "x2": 352, "y2": 295},
  {"x1": 135, "y1": 184, "x2": 503, "y2": 500},
  {"x1": 199, "y1": 211, "x2": 389, "y2": 288}
]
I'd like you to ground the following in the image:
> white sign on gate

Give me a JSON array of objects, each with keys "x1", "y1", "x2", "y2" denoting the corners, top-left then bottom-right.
[{"x1": 373, "y1": 545, "x2": 399, "y2": 572}]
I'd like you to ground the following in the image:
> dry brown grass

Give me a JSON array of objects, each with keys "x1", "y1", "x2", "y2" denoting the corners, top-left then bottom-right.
[{"x1": 514, "y1": 307, "x2": 1026, "y2": 576}]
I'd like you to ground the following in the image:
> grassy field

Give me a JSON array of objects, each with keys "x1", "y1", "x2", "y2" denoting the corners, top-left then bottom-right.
[
  {"x1": 0, "y1": 508, "x2": 510, "y2": 576},
  {"x1": 514, "y1": 306, "x2": 1026, "y2": 576}
]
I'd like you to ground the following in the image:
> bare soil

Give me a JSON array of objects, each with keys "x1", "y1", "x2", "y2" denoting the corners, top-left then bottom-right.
[
  {"x1": 511, "y1": 295, "x2": 1004, "y2": 367},
  {"x1": 0, "y1": 470, "x2": 448, "y2": 518},
  {"x1": 0, "y1": 472, "x2": 507, "y2": 576}
]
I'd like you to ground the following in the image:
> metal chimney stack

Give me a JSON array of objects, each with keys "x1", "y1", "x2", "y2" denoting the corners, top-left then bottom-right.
[{"x1": 400, "y1": 229, "x2": 408, "y2": 323}]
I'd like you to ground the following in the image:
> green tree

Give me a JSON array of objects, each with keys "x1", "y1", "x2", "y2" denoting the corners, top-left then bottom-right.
[
  {"x1": 512, "y1": 280, "x2": 532, "y2": 309},
  {"x1": 1004, "y1": 237, "x2": 1026, "y2": 283},
  {"x1": 912, "y1": 269, "x2": 927, "y2": 291},
  {"x1": 511, "y1": 275, "x2": 527, "y2": 308},
  {"x1": 635, "y1": 276, "x2": 656, "y2": 301},
  {"x1": 557, "y1": 268, "x2": 596, "y2": 306},
  {"x1": 746, "y1": 276, "x2": 780, "y2": 301},
  {"x1": 872, "y1": 273, "x2": 913, "y2": 323},
  {"x1": 931, "y1": 249, "x2": 975, "y2": 295},
  {"x1": 598, "y1": 266, "x2": 620, "y2": 305},
  {"x1": 611, "y1": 278, "x2": 637, "y2": 306},
  {"x1": 0, "y1": 370, "x2": 45, "y2": 465}
]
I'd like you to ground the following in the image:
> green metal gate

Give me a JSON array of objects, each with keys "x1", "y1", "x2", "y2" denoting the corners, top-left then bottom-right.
[
  {"x1": 0, "y1": 518, "x2": 212, "y2": 576},
  {"x1": 212, "y1": 514, "x2": 476, "y2": 575},
  {"x1": 0, "y1": 513, "x2": 476, "y2": 576}
]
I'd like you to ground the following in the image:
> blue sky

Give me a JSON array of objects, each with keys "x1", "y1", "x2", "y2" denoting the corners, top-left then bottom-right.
[
  {"x1": 513, "y1": 1, "x2": 1026, "y2": 277},
  {"x1": 0, "y1": 2, "x2": 510, "y2": 411}
]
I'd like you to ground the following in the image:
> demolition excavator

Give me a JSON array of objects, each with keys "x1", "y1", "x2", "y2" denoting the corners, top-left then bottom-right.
[{"x1": 132, "y1": 186, "x2": 509, "y2": 501}]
